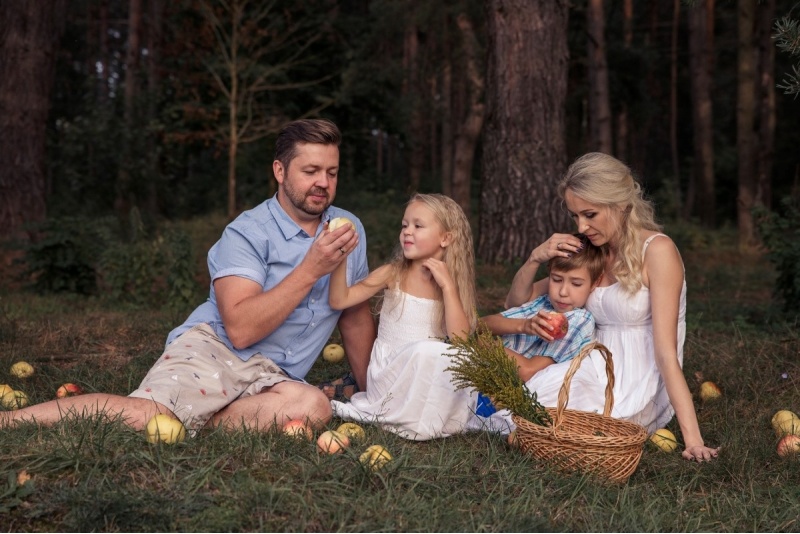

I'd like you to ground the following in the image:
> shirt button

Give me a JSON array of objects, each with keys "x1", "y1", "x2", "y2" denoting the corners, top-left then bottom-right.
[
  {"x1": 311, "y1": 323, "x2": 315, "y2": 327},
  {"x1": 311, "y1": 298, "x2": 316, "y2": 303}
]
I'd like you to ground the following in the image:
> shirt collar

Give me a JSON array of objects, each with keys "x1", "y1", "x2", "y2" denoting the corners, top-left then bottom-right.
[{"x1": 267, "y1": 194, "x2": 329, "y2": 240}]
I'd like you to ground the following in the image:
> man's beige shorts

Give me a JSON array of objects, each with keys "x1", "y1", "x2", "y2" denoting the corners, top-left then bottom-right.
[{"x1": 129, "y1": 323, "x2": 294, "y2": 431}]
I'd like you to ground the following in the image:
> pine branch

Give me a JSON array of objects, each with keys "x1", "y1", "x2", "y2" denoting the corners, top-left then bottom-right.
[{"x1": 446, "y1": 324, "x2": 552, "y2": 426}]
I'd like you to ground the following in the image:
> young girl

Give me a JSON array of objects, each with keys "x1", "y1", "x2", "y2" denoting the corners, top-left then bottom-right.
[{"x1": 328, "y1": 193, "x2": 480, "y2": 440}]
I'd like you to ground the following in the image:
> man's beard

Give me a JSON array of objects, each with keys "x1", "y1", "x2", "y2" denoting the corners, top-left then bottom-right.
[{"x1": 283, "y1": 182, "x2": 330, "y2": 216}]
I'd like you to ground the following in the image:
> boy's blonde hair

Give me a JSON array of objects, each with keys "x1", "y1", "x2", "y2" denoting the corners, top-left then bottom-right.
[
  {"x1": 548, "y1": 234, "x2": 605, "y2": 284},
  {"x1": 557, "y1": 152, "x2": 661, "y2": 294},
  {"x1": 387, "y1": 193, "x2": 477, "y2": 335}
]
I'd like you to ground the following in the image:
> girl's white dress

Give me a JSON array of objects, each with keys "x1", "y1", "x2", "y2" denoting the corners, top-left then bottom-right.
[
  {"x1": 332, "y1": 287, "x2": 485, "y2": 440},
  {"x1": 505, "y1": 234, "x2": 685, "y2": 433}
]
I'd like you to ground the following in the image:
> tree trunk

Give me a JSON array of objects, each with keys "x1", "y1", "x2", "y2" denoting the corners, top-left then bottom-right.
[
  {"x1": 687, "y1": 0, "x2": 715, "y2": 226},
  {"x1": 0, "y1": 0, "x2": 67, "y2": 242},
  {"x1": 403, "y1": 22, "x2": 423, "y2": 194},
  {"x1": 736, "y1": 0, "x2": 757, "y2": 250},
  {"x1": 440, "y1": 13, "x2": 453, "y2": 198},
  {"x1": 146, "y1": 0, "x2": 165, "y2": 216},
  {"x1": 669, "y1": 0, "x2": 681, "y2": 215},
  {"x1": 755, "y1": 0, "x2": 776, "y2": 209},
  {"x1": 587, "y1": 0, "x2": 612, "y2": 154},
  {"x1": 615, "y1": 0, "x2": 633, "y2": 162},
  {"x1": 450, "y1": 13, "x2": 484, "y2": 217},
  {"x1": 115, "y1": 0, "x2": 143, "y2": 220},
  {"x1": 479, "y1": 0, "x2": 569, "y2": 263}
]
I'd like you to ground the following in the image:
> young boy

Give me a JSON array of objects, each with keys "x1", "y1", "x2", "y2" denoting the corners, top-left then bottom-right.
[{"x1": 475, "y1": 235, "x2": 605, "y2": 415}]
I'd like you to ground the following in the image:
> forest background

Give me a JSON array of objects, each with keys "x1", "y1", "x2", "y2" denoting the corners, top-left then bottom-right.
[{"x1": 2, "y1": 1, "x2": 800, "y2": 532}]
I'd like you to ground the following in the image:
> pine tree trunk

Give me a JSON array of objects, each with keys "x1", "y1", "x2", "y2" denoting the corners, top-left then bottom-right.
[
  {"x1": 615, "y1": 0, "x2": 633, "y2": 162},
  {"x1": 669, "y1": 0, "x2": 682, "y2": 215},
  {"x1": 737, "y1": 0, "x2": 758, "y2": 250},
  {"x1": 688, "y1": 0, "x2": 715, "y2": 226},
  {"x1": 755, "y1": 0, "x2": 776, "y2": 209},
  {"x1": 451, "y1": 13, "x2": 484, "y2": 216},
  {"x1": 115, "y1": 0, "x2": 143, "y2": 220},
  {"x1": 587, "y1": 0, "x2": 612, "y2": 154},
  {"x1": 479, "y1": 0, "x2": 569, "y2": 262},
  {"x1": 0, "y1": 0, "x2": 67, "y2": 241},
  {"x1": 403, "y1": 23, "x2": 423, "y2": 194},
  {"x1": 440, "y1": 13, "x2": 453, "y2": 198}
]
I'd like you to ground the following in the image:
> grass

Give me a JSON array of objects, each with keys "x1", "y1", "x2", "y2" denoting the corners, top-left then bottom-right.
[{"x1": 1, "y1": 215, "x2": 800, "y2": 532}]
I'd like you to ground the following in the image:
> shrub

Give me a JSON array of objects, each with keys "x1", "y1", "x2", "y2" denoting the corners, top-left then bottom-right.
[{"x1": 754, "y1": 197, "x2": 800, "y2": 314}]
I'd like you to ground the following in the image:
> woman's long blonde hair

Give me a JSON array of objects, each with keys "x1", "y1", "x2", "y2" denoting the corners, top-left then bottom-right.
[
  {"x1": 386, "y1": 193, "x2": 477, "y2": 335},
  {"x1": 557, "y1": 153, "x2": 661, "y2": 294}
]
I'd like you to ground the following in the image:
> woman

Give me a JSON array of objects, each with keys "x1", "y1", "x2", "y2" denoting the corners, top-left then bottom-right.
[{"x1": 504, "y1": 152, "x2": 719, "y2": 462}]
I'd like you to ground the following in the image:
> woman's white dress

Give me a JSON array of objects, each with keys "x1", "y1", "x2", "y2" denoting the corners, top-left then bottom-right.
[
  {"x1": 504, "y1": 234, "x2": 686, "y2": 433},
  {"x1": 332, "y1": 288, "x2": 484, "y2": 440}
]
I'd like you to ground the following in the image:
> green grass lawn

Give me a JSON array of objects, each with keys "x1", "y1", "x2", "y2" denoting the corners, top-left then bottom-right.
[{"x1": 1, "y1": 219, "x2": 799, "y2": 532}]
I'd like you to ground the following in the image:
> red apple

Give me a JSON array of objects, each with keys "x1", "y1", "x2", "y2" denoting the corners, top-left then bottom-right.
[
  {"x1": 56, "y1": 383, "x2": 85, "y2": 398},
  {"x1": 543, "y1": 312, "x2": 569, "y2": 340},
  {"x1": 282, "y1": 419, "x2": 313, "y2": 441},
  {"x1": 777, "y1": 434, "x2": 800, "y2": 457},
  {"x1": 317, "y1": 430, "x2": 350, "y2": 454}
]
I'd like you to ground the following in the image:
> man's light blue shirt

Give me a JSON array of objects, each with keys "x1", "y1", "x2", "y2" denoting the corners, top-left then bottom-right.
[{"x1": 166, "y1": 195, "x2": 369, "y2": 380}]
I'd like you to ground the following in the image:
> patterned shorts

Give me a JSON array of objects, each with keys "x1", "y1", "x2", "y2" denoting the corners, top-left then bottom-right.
[{"x1": 129, "y1": 323, "x2": 294, "y2": 431}]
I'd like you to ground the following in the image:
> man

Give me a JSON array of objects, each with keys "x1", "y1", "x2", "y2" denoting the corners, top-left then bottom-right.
[{"x1": 1, "y1": 118, "x2": 375, "y2": 433}]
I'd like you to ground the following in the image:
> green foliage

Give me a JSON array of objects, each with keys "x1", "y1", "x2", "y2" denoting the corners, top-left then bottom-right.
[
  {"x1": 99, "y1": 208, "x2": 201, "y2": 311},
  {"x1": 14, "y1": 216, "x2": 117, "y2": 294},
  {"x1": 774, "y1": 15, "x2": 800, "y2": 96},
  {"x1": 754, "y1": 197, "x2": 800, "y2": 314},
  {"x1": 447, "y1": 325, "x2": 552, "y2": 426}
]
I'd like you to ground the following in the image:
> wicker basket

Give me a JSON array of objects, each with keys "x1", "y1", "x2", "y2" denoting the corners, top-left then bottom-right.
[{"x1": 512, "y1": 342, "x2": 648, "y2": 484}]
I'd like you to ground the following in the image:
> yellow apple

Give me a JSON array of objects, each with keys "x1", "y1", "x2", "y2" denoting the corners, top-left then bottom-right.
[
  {"x1": 328, "y1": 217, "x2": 356, "y2": 233},
  {"x1": 336, "y1": 422, "x2": 365, "y2": 440},
  {"x1": 10, "y1": 361, "x2": 34, "y2": 379},
  {"x1": 1, "y1": 390, "x2": 29, "y2": 410},
  {"x1": 359, "y1": 444, "x2": 393, "y2": 472},
  {"x1": 322, "y1": 343, "x2": 346, "y2": 363},
  {"x1": 0, "y1": 384, "x2": 12, "y2": 398},
  {"x1": 777, "y1": 434, "x2": 800, "y2": 457},
  {"x1": 649, "y1": 428, "x2": 678, "y2": 452},
  {"x1": 699, "y1": 381, "x2": 722, "y2": 402},
  {"x1": 316, "y1": 429, "x2": 350, "y2": 454},
  {"x1": 771, "y1": 410, "x2": 800, "y2": 437},
  {"x1": 283, "y1": 419, "x2": 313, "y2": 441},
  {"x1": 145, "y1": 414, "x2": 186, "y2": 444}
]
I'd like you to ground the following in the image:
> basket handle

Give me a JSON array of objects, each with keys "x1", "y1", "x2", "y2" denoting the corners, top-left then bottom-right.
[{"x1": 553, "y1": 341, "x2": 615, "y2": 429}]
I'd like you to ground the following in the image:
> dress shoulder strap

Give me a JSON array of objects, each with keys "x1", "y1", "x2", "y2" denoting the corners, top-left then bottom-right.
[{"x1": 642, "y1": 233, "x2": 668, "y2": 258}]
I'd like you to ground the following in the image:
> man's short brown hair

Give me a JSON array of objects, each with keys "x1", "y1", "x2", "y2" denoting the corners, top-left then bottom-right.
[{"x1": 274, "y1": 119, "x2": 341, "y2": 170}]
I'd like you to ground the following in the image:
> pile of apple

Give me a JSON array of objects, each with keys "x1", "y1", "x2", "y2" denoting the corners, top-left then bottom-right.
[
  {"x1": 772, "y1": 409, "x2": 800, "y2": 457},
  {"x1": 284, "y1": 419, "x2": 393, "y2": 472},
  {"x1": 1, "y1": 360, "x2": 88, "y2": 411}
]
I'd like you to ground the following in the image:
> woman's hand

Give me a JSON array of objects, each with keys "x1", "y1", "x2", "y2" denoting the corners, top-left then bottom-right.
[
  {"x1": 527, "y1": 233, "x2": 584, "y2": 264},
  {"x1": 682, "y1": 444, "x2": 720, "y2": 462}
]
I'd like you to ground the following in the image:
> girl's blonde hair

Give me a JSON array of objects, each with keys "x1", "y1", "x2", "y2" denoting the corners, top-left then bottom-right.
[
  {"x1": 557, "y1": 152, "x2": 661, "y2": 294},
  {"x1": 387, "y1": 193, "x2": 477, "y2": 335}
]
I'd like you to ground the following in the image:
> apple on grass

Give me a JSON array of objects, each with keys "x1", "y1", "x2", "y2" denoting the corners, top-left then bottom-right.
[
  {"x1": 316, "y1": 430, "x2": 350, "y2": 454},
  {"x1": 359, "y1": 444, "x2": 393, "y2": 472},
  {"x1": 771, "y1": 410, "x2": 800, "y2": 437},
  {"x1": 336, "y1": 422, "x2": 365, "y2": 440},
  {"x1": 145, "y1": 414, "x2": 186, "y2": 444},
  {"x1": 1, "y1": 390, "x2": 29, "y2": 410},
  {"x1": 322, "y1": 343, "x2": 345, "y2": 364},
  {"x1": 777, "y1": 434, "x2": 800, "y2": 457},
  {"x1": 10, "y1": 361, "x2": 34, "y2": 379},
  {"x1": 649, "y1": 428, "x2": 678, "y2": 452},
  {"x1": 542, "y1": 312, "x2": 568, "y2": 341},
  {"x1": 56, "y1": 383, "x2": 85, "y2": 398},
  {"x1": 699, "y1": 381, "x2": 722, "y2": 402},
  {"x1": 283, "y1": 419, "x2": 314, "y2": 441}
]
